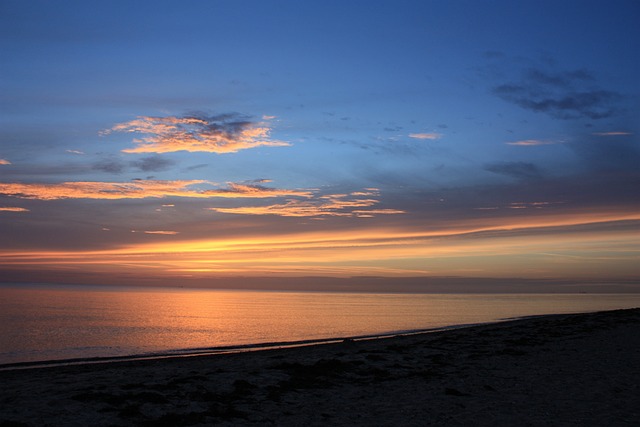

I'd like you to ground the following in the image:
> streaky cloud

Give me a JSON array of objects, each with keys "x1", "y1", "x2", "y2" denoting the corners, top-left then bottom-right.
[
  {"x1": 6, "y1": 214, "x2": 637, "y2": 280},
  {"x1": 508, "y1": 201, "x2": 557, "y2": 209},
  {"x1": 409, "y1": 133, "x2": 442, "y2": 140},
  {"x1": 210, "y1": 200, "x2": 350, "y2": 217},
  {"x1": 209, "y1": 192, "x2": 405, "y2": 218},
  {"x1": 142, "y1": 230, "x2": 179, "y2": 235},
  {"x1": 0, "y1": 179, "x2": 312, "y2": 200},
  {"x1": 0, "y1": 159, "x2": 11, "y2": 165},
  {"x1": 0, "y1": 207, "x2": 29, "y2": 212},
  {"x1": 103, "y1": 113, "x2": 290, "y2": 154},
  {"x1": 202, "y1": 182, "x2": 313, "y2": 199},
  {"x1": 592, "y1": 132, "x2": 633, "y2": 136},
  {"x1": 506, "y1": 139, "x2": 558, "y2": 146},
  {"x1": 475, "y1": 201, "x2": 564, "y2": 210},
  {"x1": 353, "y1": 209, "x2": 405, "y2": 216}
]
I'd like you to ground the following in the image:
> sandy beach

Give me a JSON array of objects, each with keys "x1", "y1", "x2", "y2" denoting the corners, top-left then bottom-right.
[{"x1": 1, "y1": 308, "x2": 639, "y2": 426}]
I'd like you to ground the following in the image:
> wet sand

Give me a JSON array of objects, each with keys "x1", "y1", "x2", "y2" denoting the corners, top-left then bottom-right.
[{"x1": 1, "y1": 308, "x2": 639, "y2": 426}]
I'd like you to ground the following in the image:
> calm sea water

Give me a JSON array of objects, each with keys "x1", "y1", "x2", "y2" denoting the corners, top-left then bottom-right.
[{"x1": 2, "y1": 283, "x2": 640, "y2": 366}]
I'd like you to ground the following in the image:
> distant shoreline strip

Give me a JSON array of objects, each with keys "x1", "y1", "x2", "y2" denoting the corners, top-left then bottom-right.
[
  {"x1": 3, "y1": 308, "x2": 631, "y2": 372},
  {"x1": 0, "y1": 322, "x2": 496, "y2": 372}
]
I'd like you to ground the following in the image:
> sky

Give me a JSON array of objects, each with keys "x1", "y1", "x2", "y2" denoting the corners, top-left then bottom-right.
[{"x1": 1, "y1": 0, "x2": 639, "y2": 292}]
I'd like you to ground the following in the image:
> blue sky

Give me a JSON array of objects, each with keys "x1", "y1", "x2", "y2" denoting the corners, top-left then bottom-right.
[{"x1": 1, "y1": 1, "x2": 639, "y2": 290}]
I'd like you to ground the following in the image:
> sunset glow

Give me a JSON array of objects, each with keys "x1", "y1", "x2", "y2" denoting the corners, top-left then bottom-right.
[{"x1": 1, "y1": 1, "x2": 638, "y2": 291}]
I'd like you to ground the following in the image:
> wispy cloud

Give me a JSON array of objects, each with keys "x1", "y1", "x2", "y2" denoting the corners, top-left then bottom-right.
[
  {"x1": 592, "y1": 132, "x2": 633, "y2": 136},
  {"x1": 409, "y1": 133, "x2": 442, "y2": 140},
  {"x1": 65, "y1": 150, "x2": 85, "y2": 155},
  {"x1": 476, "y1": 201, "x2": 563, "y2": 210},
  {"x1": 508, "y1": 201, "x2": 558, "y2": 209},
  {"x1": 209, "y1": 191, "x2": 405, "y2": 218},
  {"x1": 211, "y1": 182, "x2": 312, "y2": 199},
  {"x1": 0, "y1": 159, "x2": 11, "y2": 165},
  {"x1": 506, "y1": 139, "x2": 558, "y2": 146},
  {"x1": 6, "y1": 211, "x2": 637, "y2": 280},
  {"x1": 352, "y1": 209, "x2": 405, "y2": 217},
  {"x1": 142, "y1": 230, "x2": 179, "y2": 235},
  {"x1": 0, "y1": 180, "x2": 312, "y2": 200},
  {"x1": 211, "y1": 200, "x2": 348, "y2": 217},
  {"x1": 0, "y1": 207, "x2": 29, "y2": 212},
  {"x1": 103, "y1": 113, "x2": 290, "y2": 154}
]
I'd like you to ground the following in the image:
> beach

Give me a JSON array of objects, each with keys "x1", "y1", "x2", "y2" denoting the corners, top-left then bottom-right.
[{"x1": 1, "y1": 308, "x2": 639, "y2": 426}]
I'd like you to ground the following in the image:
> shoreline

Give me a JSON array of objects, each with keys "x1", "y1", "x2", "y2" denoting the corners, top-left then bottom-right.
[
  {"x1": 4, "y1": 289, "x2": 640, "y2": 370},
  {"x1": 2, "y1": 307, "x2": 639, "y2": 426},
  {"x1": 2, "y1": 305, "x2": 631, "y2": 372},
  {"x1": 0, "y1": 322, "x2": 490, "y2": 372}
]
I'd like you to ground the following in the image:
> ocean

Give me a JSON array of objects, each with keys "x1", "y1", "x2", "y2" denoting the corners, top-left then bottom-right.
[{"x1": 2, "y1": 283, "x2": 640, "y2": 366}]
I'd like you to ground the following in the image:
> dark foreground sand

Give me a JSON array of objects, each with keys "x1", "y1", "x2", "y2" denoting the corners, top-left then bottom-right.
[{"x1": 1, "y1": 308, "x2": 639, "y2": 427}]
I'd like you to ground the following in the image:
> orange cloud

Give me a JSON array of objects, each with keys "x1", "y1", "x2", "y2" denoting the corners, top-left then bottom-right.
[
  {"x1": 103, "y1": 114, "x2": 290, "y2": 154},
  {"x1": 0, "y1": 180, "x2": 312, "y2": 200},
  {"x1": 209, "y1": 182, "x2": 312, "y2": 199},
  {"x1": 211, "y1": 201, "x2": 349, "y2": 217},
  {"x1": 142, "y1": 230, "x2": 179, "y2": 235},
  {"x1": 209, "y1": 193, "x2": 404, "y2": 218},
  {"x1": 592, "y1": 132, "x2": 633, "y2": 136},
  {"x1": 409, "y1": 133, "x2": 442, "y2": 140},
  {"x1": 0, "y1": 207, "x2": 29, "y2": 212},
  {"x1": 506, "y1": 139, "x2": 557, "y2": 146},
  {"x1": 134, "y1": 212, "x2": 638, "y2": 274},
  {"x1": 353, "y1": 209, "x2": 405, "y2": 216},
  {"x1": 0, "y1": 159, "x2": 11, "y2": 165},
  {"x1": 3, "y1": 211, "x2": 637, "y2": 279}
]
